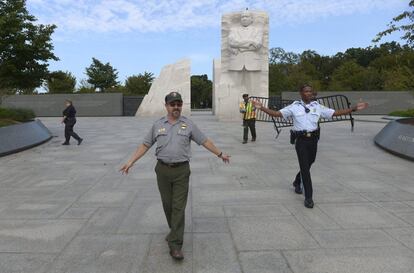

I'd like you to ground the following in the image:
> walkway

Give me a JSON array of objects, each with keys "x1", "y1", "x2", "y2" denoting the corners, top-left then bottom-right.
[{"x1": 0, "y1": 115, "x2": 413, "y2": 273}]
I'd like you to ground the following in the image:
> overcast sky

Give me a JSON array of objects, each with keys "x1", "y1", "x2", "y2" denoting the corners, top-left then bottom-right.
[{"x1": 26, "y1": 0, "x2": 408, "y2": 85}]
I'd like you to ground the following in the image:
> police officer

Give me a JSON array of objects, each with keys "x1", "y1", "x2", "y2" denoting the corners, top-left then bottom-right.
[
  {"x1": 252, "y1": 84, "x2": 368, "y2": 208},
  {"x1": 61, "y1": 99, "x2": 83, "y2": 145},
  {"x1": 239, "y1": 93, "x2": 257, "y2": 144},
  {"x1": 120, "y1": 91, "x2": 230, "y2": 260}
]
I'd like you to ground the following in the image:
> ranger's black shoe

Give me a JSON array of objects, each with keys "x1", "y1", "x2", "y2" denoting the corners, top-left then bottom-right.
[
  {"x1": 62, "y1": 142, "x2": 70, "y2": 145},
  {"x1": 77, "y1": 138, "x2": 83, "y2": 145},
  {"x1": 292, "y1": 181, "x2": 302, "y2": 194},
  {"x1": 304, "y1": 199, "x2": 314, "y2": 209}
]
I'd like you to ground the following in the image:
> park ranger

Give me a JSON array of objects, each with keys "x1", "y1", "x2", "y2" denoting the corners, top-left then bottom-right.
[
  {"x1": 120, "y1": 91, "x2": 230, "y2": 260},
  {"x1": 252, "y1": 84, "x2": 368, "y2": 208}
]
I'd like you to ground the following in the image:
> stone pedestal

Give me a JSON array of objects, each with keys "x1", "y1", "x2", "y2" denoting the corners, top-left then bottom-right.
[{"x1": 136, "y1": 59, "x2": 191, "y2": 117}]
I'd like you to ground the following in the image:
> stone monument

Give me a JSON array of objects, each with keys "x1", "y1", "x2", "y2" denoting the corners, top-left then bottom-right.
[
  {"x1": 136, "y1": 59, "x2": 191, "y2": 117},
  {"x1": 214, "y1": 10, "x2": 269, "y2": 120}
]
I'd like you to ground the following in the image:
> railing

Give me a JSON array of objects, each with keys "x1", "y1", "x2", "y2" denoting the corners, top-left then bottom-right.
[{"x1": 251, "y1": 94, "x2": 354, "y2": 137}]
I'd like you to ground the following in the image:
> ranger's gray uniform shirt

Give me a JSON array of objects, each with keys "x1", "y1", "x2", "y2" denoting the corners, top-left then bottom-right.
[{"x1": 143, "y1": 116, "x2": 208, "y2": 163}]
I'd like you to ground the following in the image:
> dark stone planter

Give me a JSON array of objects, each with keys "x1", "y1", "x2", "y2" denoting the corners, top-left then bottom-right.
[
  {"x1": 0, "y1": 120, "x2": 52, "y2": 157},
  {"x1": 374, "y1": 118, "x2": 414, "y2": 161}
]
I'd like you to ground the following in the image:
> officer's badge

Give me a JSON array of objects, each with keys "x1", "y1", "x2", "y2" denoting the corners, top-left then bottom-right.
[
  {"x1": 312, "y1": 108, "x2": 316, "y2": 112},
  {"x1": 158, "y1": 127, "x2": 166, "y2": 133},
  {"x1": 180, "y1": 123, "x2": 187, "y2": 130}
]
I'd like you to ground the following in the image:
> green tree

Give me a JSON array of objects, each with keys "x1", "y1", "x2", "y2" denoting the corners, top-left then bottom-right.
[
  {"x1": 46, "y1": 71, "x2": 76, "y2": 93},
  {"x1": 269, "y1": 64, "x2": 289, "y2": 95},
  {"x1": 373, "y1": 0, "x2": 414, "y2": 47},
  {"x1": 269, "y1": 47, "x2": 299, "y2": 65},
  {"x1": 77, "y1": 79, "x2": 95, "y2": 93},
  {"x1": 85, "y1": 58, "x2": 119, "y2": 92},
  {"x1": 329, "y1": 60, "x2": 366, "y2": 91},
  {"x1": 191, "y1": 75, "x2": 212, "y2": 109},
  {"x1": 0, "y1": 0, "x2": 58, "y2": 94},
  {"x1": 125, "y1": 72, "x2": 154, "y2": 95},
  {"x1": 383, "y1": 66, "x2": 414, "y2": 90}
]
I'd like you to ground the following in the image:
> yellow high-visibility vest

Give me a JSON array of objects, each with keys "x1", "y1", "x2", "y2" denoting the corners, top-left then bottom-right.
[{"x1": 239, "y1": 101, "x2": 256, "y2": 120}]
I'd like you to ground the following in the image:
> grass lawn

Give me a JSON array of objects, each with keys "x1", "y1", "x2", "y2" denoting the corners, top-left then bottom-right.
[
  {"x1": 389, "y1": 109, "x2": 414, "y2": 117},
  {"x1": 0, "y1": 119, "x2": 19, "y2": 127}
]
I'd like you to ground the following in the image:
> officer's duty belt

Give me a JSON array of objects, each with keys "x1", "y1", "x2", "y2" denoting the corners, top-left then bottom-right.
[
  {"x1": 158, "y1": 160, "x2": 189, "y2": 168},
  {"x1": 295, "y1": 130, "x2": 319, "y2": 138}
]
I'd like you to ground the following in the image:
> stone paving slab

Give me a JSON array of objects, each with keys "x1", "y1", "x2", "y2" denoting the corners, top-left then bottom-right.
[
  {"x1": 0, "y1": 115, "x2": 413, "y2": 272},
  {"x1": 283, "y1": 247, "x2": 414, "y2": 273},
  {"x1": 45, "y1": 234, "x2": 151, "y2": 273},
  {"x1": 0, "y1": 253, "x2": 55, "y2": 273}
]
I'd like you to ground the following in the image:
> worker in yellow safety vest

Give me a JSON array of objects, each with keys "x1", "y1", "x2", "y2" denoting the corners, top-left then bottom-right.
[{"x1": 239, "y1": 93, "x2": 257, "y2": 144}]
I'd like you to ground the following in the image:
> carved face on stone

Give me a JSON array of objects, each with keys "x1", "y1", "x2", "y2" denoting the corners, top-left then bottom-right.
[{"x1": 241, "y1": 13, "x2": 253, "y2": 27}]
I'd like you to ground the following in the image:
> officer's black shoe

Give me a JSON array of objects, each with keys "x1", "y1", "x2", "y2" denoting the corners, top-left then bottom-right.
[
  {"x1": 62, "y1": 142, "x2": 70, "y2": 145},
  {"x1": 292, "y1": 181, "x2": 302, "y2": 194},
  {"x1": 242, "y1": 140, "x2": 247, "y2": 144},
  {"x1": 251, "y1": 138, "x2": 256, "y2": 142},
  {"x1": 304, "y1": 199, "x2": 314, "y2": 209},
  {"x1": 77, "y1": 138, "x2": 83, "y2": 145}
]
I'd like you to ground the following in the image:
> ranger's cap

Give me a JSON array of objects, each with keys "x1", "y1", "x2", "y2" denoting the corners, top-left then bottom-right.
[{"x1": 165, "y1": 91, "x2": 183, "y2": 103}]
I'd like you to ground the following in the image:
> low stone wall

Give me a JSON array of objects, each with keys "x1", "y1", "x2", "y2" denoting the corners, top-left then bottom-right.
[
  {"x1": 0, "y1": 120, "x2": 52, "y2": 157},
  {"x1": 1, "y1": 93, "x2": 123, "y2": 117},
  {"x1": 282, "y1": 91, "x2": 414, "y2": 115},
  {"x1": 123, "y1": 96, "x2": 143, "y2": 116},
  {"x1": 374, "y1": 118, "x2": 414, "y2": 161}
]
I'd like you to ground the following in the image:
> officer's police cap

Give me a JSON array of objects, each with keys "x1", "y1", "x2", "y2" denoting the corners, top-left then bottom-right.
[{"x1": 165, "y1": 92, "x2": 183, "y2": 103}]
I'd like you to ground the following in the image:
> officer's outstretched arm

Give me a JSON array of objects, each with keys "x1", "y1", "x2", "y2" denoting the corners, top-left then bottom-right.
[
  {"x1": 119, "y1": 144, "x2": 150, "y2": 174},
  {"x1": 332, "y1": 102, "x2": 368, "y2": 116},
  {"x1": 251, "y1": 100, "x2": 283, "y2": 117},
  {"x1": 202, "y1": 139, "x2": 230, "y2": 163}
]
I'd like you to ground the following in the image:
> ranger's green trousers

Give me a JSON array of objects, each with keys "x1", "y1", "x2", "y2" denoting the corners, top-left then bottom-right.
[{"x1": 155, "y1": 161, "x2": 190, "y2": 250}]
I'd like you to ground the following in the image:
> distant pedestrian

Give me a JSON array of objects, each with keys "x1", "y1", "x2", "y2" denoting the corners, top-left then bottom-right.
[
  {"x1": 252, "y1": 84, "x2": 368, "y2": 208},
  {"x1": 239, "y1": 93, "x2": 257, "y2": 144},
  {"x1": 61, "y1": 99, "x2": 83, "y2": 145},
  {"x1": 120, "y1": 91, "x2": 230, "y2": 260}
]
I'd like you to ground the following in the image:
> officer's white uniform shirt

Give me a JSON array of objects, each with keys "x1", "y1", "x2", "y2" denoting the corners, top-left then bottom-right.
[{"x1": 279, "y1": 100, "x2": 335, "y2": 132}]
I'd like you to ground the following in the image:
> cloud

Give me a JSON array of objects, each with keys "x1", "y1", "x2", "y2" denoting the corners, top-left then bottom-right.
[{"x1": 27, "y1": 0, "x2": 405, "y2": 33}]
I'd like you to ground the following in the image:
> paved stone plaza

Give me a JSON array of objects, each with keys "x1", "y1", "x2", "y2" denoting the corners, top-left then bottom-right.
[{"x1": 0, "y1": 114, "x2": 413, "y2": 273}]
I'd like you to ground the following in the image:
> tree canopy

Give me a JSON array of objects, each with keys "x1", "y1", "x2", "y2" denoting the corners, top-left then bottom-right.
[
  {"x1": 269, "y1": 42, "x2": 414, "y2": 94},
  {"x1": 0, "y1": 0, "x2": 58, "y2": 94},
  {"x1": 46, "y1": 71, "x2": 76, "y2": 94},
  {"x1": 124, "y1": 72, "x2": 154, "y2": 95},
  {"x1": 85, "y1": 58, "x2": 119, "y2": 92},
  {"x1": 373, "y1": 0, "x2": 414, "y2": 47},
  {"x1": 191, "y1": 75, "x2": 212, "y2": 109}
]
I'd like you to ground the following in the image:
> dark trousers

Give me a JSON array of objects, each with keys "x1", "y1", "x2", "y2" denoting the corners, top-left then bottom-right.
[
  {"x1": 294, "y1": 136, "x2": 318, "y2": 200},
  {"x1": 64, "y1": 119, "x2": 81, "y2": 143},
  {"x1": 155, "y1": 161, "x2": 190, "y2": 250},
  {"x1": 243, "y1": 119, "x2": 256, "y2": 141}
]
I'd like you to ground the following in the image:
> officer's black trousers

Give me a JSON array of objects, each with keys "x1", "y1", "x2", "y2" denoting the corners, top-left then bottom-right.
[
  {"x1": 64, "y1": 119, "x2": 81, "y2": 143},
  {"x1": 294, "y1": 136, "x2": 318, "y2": 200},
  {"x1": 243, "y1": 119, "x2": 256, "y2": 141}
]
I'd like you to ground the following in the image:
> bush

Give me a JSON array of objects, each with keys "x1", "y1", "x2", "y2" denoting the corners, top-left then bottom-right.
[
  {"x1": 388, "y1": 109, "x2": 414, "y2": 117},
  {"x1": 0, "y1": 107, "x2": 36, "y2": 122}
]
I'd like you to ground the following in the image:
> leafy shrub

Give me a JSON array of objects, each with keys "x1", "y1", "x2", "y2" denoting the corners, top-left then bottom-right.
[
  {"x1": 0, "y1": 107, "x2": 36, "y2": 122},
  {"x1": 388, "y1": 109, "x2": 414, "y2": 117}
]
